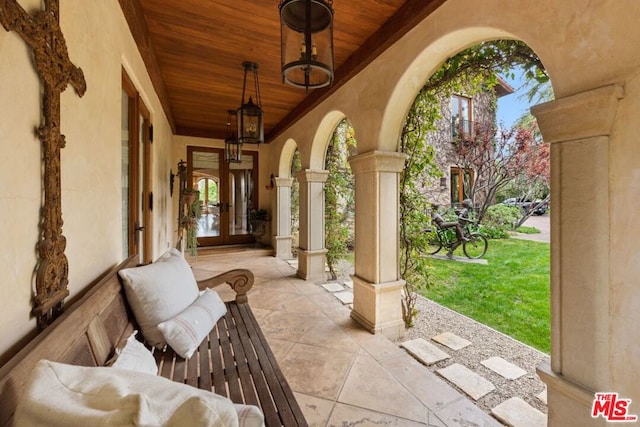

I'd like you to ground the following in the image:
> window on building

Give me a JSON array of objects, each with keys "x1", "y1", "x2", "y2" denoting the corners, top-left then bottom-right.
[
  {"x1": 451, "y1": 95, "x2": 472, "y2": 138},
  {"x1": 450, "y1": 167, "x2": 474, "y2": 206}
]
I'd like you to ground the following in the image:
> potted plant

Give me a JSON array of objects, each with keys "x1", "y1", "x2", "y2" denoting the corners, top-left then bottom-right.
[
  {"x1": 182, "y1": 188, "x2": 198, "y2": 206},
  {"x1": 249, "y1": 208, "x2": 270, "y2": 245},
  {"x1": 180, "y1": 190, "x2": 202, "y2": 256}
]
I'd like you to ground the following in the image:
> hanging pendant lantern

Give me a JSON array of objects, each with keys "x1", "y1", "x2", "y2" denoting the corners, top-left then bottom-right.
[
  {"x1": 224, "y1": 109, "x2": 242, "y2": 163},
  {"x1": 237, "y1": 61, "x2": 264, "y2": 144},
  {"x1": 280, "y1": 0, "x2": 334, "y2": 90}
]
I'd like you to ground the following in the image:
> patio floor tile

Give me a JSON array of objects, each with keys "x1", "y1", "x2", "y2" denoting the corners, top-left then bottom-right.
[
  {"x1": 435, "y1": 397, "x2": 502, "y2": 426},
  {"x1": 338, "y1": 352, "x2": 427, "y2": 422},
  {"x1": 279, "y1": 343, "x2": 355, "y2": 400},
  {"x1": 381, "y1": 353, "x2": 463, "y2": 411},
  {"x1": 327, "y1": 403, "x2": 427, "y2": 426}
]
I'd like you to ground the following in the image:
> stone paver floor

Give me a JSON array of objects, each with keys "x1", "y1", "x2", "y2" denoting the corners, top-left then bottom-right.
[
  {"x1": 191, "y1": 249, "x2": 502, "y2": 426},
  {"x1": 294, "y1": 255, "x2": 548, "y2": 427}
]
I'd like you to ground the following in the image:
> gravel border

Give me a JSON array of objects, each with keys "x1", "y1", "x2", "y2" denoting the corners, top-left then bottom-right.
[
  {"x1": 332, "y1": 258, "x2": 549, "y2": 417},
  {"x1": 400, "y1": 295, "x2": 549, "y2": 415}
]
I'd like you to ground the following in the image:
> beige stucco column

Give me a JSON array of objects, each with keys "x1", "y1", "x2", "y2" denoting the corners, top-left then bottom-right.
[
  {"x1": 296, "y1": 169, "x2": 328, "y2": 281},
  {"x1": 532, "y1": 84, "x2": 625, "y2": 427},
  {"x1": 272, "y1": 177, "x2": 294, "y2": 259},
  {"x1": 348, "y1": 150, "x2": 407, "y2": 340}
]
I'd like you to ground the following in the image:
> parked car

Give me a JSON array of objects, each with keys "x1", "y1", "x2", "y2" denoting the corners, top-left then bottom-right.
[{"x1": 502, "y1": 198, "x2": 548, "y2": 215}]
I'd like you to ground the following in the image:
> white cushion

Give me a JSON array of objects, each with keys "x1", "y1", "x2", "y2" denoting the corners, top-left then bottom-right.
[
  {"x1": 157, "y1": 289, "x2": 227, "y2": 359},
  {"x1": 118, "y1": 248, "x2": 199, "y2": 345},
  {"x1": 110, "y1": 331, "x2": 158, "y2": 375},
  {"x1": 234, "y1": 404, "x2": 265, "y2": 427},
  {"x1": 14, "y1": 359, "x2": 240, "y2": 427}
]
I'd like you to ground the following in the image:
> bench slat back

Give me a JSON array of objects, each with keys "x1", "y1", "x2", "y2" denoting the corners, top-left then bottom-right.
[{"x1": 0, "y1": 256, "x2": 138, "y2": 426}]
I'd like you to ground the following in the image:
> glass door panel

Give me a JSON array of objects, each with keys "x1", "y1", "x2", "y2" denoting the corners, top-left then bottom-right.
[
  {"x1": 228, "y1": 155, "x2": 254, "y2": 236},
  {"x1": 188, "y1": 147, "x2": 258, "y2": 247}
]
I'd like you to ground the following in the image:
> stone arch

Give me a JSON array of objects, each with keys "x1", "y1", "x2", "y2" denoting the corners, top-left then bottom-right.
[
  {"x1": 277, "y1": 138, "x2": 298, "y2": 178},
  {"x1": 271, "y1": 138, "x2": 299, "y2": 259},
  {"x1": 309, "y1": 110, "x2": 347, "y2": 170},
  {"x1": 366, "y1": 19, "x2": 631, "y2": 427},
  {"x1": 379, "y1": 27, "x2": 551, "y2": 151}
]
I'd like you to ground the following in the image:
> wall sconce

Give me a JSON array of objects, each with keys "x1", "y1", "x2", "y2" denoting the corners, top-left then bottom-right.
[
  {"x1": 280, "y1": 0, "x2": 334, "y2": 90},
  {"x1": 266, "y1": 173, "x2": 275, "y2": 190},
  {"x1": 170, "y1": 169, "x2": 175, "y2": 196}
]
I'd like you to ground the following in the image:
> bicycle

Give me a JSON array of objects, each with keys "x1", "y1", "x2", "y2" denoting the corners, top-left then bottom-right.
[{"x1": 425, "y1": 217, "x2": 488, "y2": 259}]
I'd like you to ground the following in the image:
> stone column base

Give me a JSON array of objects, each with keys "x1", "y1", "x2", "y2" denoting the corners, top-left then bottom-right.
[
  {"x1": 297, "y1": 248, "x2": 327, "y2": 282},
  {"x1": 350, "y1": 275, "x2": 405, "y2": 340},
  {"x1": 537, "y1": 363, "x2": 603, "y2": 426},
  {"x1": 273, "y1": 235, "x2": 293, "y2": 259}
]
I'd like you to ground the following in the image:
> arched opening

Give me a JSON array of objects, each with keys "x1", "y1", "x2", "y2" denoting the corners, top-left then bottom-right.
[
  {"x1": 392, "y1": 38, "x2": 553, "y2": 417},
  {"x1": 324, "y1": 118, "x2": 357, "y2": 281}
]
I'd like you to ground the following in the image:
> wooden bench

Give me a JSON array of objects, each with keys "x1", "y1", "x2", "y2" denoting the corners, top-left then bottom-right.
[{"x1": 0, "y1": 255, "x2": 307, "y2": 426}]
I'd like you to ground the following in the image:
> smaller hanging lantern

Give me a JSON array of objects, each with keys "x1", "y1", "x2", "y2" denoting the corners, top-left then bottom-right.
[
  {"x1": 237, "y1": 61, "x2": 264, "y2": 144},
  {"x1": 280, "y1": 0, "x2": 334, "y2": 90},
  {"x1": 224, "y1": 109, "x2": 242, "y2": 163}
]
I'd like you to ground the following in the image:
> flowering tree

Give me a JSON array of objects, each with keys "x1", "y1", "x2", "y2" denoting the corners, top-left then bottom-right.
[{"x1": 452, "y1": 120, "x2": 549, "y2": 223}]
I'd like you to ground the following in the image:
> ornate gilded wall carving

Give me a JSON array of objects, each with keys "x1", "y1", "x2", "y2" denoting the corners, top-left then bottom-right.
[{"x1": 0, "y1": 0, "x2": 86, "y2": 330}]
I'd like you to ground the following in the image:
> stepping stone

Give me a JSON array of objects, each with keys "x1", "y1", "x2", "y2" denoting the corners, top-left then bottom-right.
[
  {"x1": 401, "y1": 338, "x2": 450, "y2": 365},
  {"x1": 437, "y1": 363, "x2": 495, "y2": 400},
  {"x1": 343, "y1": 280, "x2": 353, "y2": 289},
  {"x1": 333, "y1": 291, "x2": 354, "y2": 304},
  {"x1": 321, "y1": 283, "x2": 345, "y2": 292},
  {"x1": 491, "y1": 397, "x2": 546, "y2": 427},
  {"x1": 432, "y1": 332, "x2": 471, "y2": 351},
  {"x1": 431, "y1": 254, "x2": 488, "y2": 265},
  {"x1": 536, "y1": 389, "x2": 547, "y2": 405},
  {"x1": 481, "y1": 356, "x2": 527, "y2": 380}
]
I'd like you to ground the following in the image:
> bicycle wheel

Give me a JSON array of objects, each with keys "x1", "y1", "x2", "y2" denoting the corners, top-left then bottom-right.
[
  {"x1": 463, "y1": 233, "x2": 488, "y2": 259},
  {"x1": 425, "y1": 231, "x2": 442, "y2": 255}
]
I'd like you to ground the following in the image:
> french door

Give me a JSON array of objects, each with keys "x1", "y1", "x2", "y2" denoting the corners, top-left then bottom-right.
[
  {"x1": 122, "y1": 70, "x2": 153, "y2": 263},
  {"x1": 187, "y1": 147, "x2": 258, "y2": 247}
]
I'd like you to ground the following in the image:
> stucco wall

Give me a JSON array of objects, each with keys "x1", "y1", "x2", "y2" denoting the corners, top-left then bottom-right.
[{"x1": 0, "y1": 0, "x2": 173, "y2": 362}]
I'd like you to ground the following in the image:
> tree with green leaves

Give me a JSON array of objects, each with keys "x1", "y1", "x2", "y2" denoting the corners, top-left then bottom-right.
[
  {"x1": 398, "y1": 40, "x2": 548, "y2": 327},
  {"x1": 290, "y1": 149, "x2": 301, "y2": 252},
  {"x1": 324, "y1": 119, "x2": 356, "y2": 280}
]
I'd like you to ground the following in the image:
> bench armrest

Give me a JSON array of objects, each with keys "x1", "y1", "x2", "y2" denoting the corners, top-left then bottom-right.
[{"x1": 196, "y1": 269, "x2": 254, "y2": 303}]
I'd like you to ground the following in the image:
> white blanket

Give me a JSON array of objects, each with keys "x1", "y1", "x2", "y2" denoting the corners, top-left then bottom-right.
[{"x1": 14, "y1": 360, "x2": 239, "y2": 427}]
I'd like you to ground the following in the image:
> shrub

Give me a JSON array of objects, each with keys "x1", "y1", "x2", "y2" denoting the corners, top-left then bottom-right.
[{"x1": 482, "y1": 204, "x2": 521, "y2": 239}]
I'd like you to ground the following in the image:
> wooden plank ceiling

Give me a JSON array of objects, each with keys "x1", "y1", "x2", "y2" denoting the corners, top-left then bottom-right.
[{"x1": 119, "y1": 0, "x2": 446, "y2": 142}]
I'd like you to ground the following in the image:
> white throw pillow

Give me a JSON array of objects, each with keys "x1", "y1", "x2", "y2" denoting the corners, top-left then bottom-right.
[
  {"x1": 14, "y1": 360, "x2": 239, "y2": 427},
  {"x1": 234, "y1": 404, "x2": 265, "y2": 427},
  {"x1": 118, "y1": 248, "x2": 199, "y2": 345},
  {"x1": 157, "y1": 289, "x2": 227, "y2": 359},
  {"x1": 110, "y1": 331, "x2": 158, "y2": 375}
]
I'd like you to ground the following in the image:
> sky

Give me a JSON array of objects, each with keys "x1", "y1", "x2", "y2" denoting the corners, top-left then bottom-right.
[{"x1": 496, "y1": 67, "x2": 531, "y2": 129}]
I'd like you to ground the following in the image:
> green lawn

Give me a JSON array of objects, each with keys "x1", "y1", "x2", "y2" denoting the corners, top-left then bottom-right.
[{"x1": 419, "y1": 239, "x2": 550, "y2": 353}]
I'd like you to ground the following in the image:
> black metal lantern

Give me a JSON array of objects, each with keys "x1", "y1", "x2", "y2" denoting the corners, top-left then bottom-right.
[
  {"x1": 237, "y1": 61, "x2": 263, "y2": 144},
  {"x1": 224, "y1": 109, "x2": 242, "y2": 163},
  {"x1": 280, "y1": 0, "x2": 334, "y2": 90}
]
